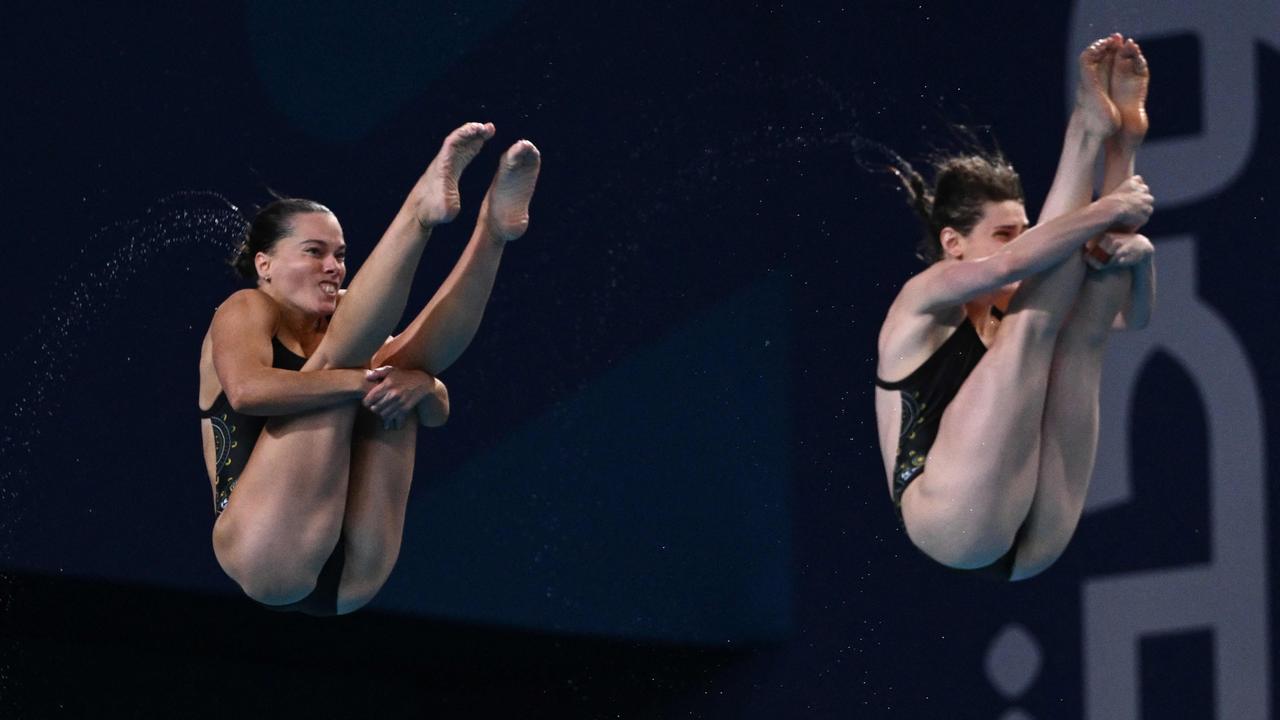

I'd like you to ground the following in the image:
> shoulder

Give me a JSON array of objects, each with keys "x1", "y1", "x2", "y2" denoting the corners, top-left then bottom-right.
[
  {"x1": 884, "y1": 263, "x2": 955, "y2": 325},
  {"x1": 216, "y1": 288, "x2": 278, "y2": 317},
  {"x1": 212, "y1": 289, "x2": 280, "y2": 334},
  {"x1": 877, "y1": 272, "x2": 964, "y2": 377}
]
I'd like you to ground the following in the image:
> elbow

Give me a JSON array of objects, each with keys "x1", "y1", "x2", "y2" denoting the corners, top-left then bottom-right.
[
  {"x1": 419, "y1": 381, "x2": 450, "y2": 428},
  {"x1": 223, "y1": 382, "x2": 259, "y2": 415}
]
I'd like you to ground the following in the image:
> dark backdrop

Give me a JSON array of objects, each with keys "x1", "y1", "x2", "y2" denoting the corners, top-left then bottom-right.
[{"x1": 2, "y1": 1, "x2": 1276, "y2": 718}]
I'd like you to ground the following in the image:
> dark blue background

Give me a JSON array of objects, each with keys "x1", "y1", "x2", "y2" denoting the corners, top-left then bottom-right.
[{"x1": 1, "y1": 2, "x2": 1275, "y2": 717}]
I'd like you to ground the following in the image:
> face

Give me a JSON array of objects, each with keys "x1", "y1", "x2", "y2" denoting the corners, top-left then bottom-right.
[
  {"x1": 943, "y1": 200, "x2": 1029, "y2": 261},
  {"x1": 256, "y1": 211, "x2": 347, "y2": 316}
]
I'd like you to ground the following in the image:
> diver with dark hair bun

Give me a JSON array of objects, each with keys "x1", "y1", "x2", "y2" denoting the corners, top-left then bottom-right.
[
  {"x1": 197, "y1": 122, "x2": 541, "y2": 614},
  {"x1": 874, "y1": 35, "x2": 1155, "y2": 580}
]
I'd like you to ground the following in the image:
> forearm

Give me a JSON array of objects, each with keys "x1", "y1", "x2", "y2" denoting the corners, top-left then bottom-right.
[
  {"x1": 1114, "y1": 254, "x2": 1155, "y2": 330},
  {"x1": 227, "y1": 367, "x2": 368, "y2": 416},
  {"x1": 1038, "y1": 115, "x2": 1107, "y2": 223},
  {"x1": 1000, "y1": 199, "x2": 1115, "y2": 281}
]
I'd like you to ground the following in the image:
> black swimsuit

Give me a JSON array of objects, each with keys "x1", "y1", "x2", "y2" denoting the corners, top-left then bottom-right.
[
  {"x1": 876, "y1": 311, "x2": 1019, "y2": 580},
  {"x1": 875, "y1": 315, "x2": 989, "y2": 505},
  {"x1": 200, "y1": 337, "x2": 346, "y2": 615},
  {"x1": 201, "y1": 337, "x2": 307, "y2": 515}
]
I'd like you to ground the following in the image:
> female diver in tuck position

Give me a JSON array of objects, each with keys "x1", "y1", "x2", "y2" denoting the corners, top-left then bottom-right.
[
  {"x1": 197, "y1": 122, "x2": 541, "y2": 614},
  {"x1": 875, "y1": 35, "x2": 1156, "y2": 580}
]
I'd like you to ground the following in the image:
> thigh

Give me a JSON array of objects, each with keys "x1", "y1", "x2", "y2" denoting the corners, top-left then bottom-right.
[
  {"x1": 901, "y1": 322, "x2": 1057, "y2": 568},
  {"x1": 335, "y1": 408, "x2": 419, "y2": 614},
  {"x1": 212, "y1": 402, "x2": 359, "y2": 602},
  {"x1": 1010, "y1": 274, "x2": 1126, "y2": 579}
]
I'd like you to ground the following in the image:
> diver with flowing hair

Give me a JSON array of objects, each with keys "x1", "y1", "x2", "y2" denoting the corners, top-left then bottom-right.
[
  {"x1": 197, "y1": 122, "x2": 541, "y2": 614},
  {"x1": 874, "y1": 35, "x2": 1155, "y2": 580}
]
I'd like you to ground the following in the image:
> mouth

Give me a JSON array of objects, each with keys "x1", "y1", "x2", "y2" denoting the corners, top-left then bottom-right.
[{"x1": 319, "y1": 281, "x2": 338, "y2": 297}]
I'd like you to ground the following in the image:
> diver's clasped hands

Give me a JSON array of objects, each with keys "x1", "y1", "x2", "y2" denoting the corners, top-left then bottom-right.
[
  {"x1": 362, "y1": 366, "x2": 450, "y2": 430},
  {"x1": 1102, "y1": 175, "x2": 1154, "y2": 229},
  {"x1": 1087, "y1": 175, "x2": 1153, "y2": 269}
]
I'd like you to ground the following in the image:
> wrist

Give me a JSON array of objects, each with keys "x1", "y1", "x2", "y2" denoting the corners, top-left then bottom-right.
[
  {"x1": 1088, "y1": 197, "x2": 1118, "y2": 227},
  {"x1": 350, "y1": 368, "x2": 375, "y2": 397}
]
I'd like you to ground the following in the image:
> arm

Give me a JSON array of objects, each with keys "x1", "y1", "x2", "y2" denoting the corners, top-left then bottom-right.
[
  {"x1": 901, "y1": 186, "x2": 1149, "y2": 314},
  {"x1": 211, "y1": 290, "x2": 370, "y2": 416}
]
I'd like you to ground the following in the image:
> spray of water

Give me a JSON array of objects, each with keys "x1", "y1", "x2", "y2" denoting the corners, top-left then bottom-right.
[{"x1": 0, "y1": 193, "x2": 246, "y2": 694}]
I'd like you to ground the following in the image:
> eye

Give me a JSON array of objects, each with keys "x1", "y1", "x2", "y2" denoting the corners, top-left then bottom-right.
[{"x1": 305, "y1": 248, "x2": 322, "y2": 256}]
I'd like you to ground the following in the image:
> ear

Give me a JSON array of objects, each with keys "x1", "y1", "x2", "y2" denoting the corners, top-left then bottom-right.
[
  {"x1": 254, "y1": 251, "x2": 272, "y2": 282},
  {"x1": 940, "y1": 227, "x2": 965, "y2": 260}
]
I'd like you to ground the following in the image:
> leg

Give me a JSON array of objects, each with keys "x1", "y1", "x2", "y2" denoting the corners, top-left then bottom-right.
[
  {"x1": 1008, "y1": 269, "x2": 1128, "y2": 579},
  {"x1": 334, "y1": 408, "x2": 419, "y2": 614},
  {"x1": 212, "y1": 402, "x2": 359, "y2": 605},
  {"x1": 309, "y1": 122, "x2": 495, "y2": 370},
  {"x1": 373, "y1": 140, "x2": 542, "y2": 374},
  {"x1": 1037, "y1": 34, "x2": 1120, "y2": 224},
  {"x1": 901, "y1": 249, "x2": 1090, "y2": 568},
  {"x1": 329, "y1": 143, "x2": 542, "y2": 611},
  {"x1": 1011, "y1": 38, "x2": 1150, "y2": 579}
]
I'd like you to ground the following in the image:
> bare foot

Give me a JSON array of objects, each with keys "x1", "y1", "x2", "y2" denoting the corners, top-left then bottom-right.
[
  {"x1": 479, "y1": 140, "x2": 541, "y2": 242},
  {"x1": 412, "y1": 122, "x2": 496, "y2": 228},
  {"x1": 1076, "y1": 34, "x2": 1121, "y2": 137},
  {"x1": 1110, "y1": 38, "x2": 1150, "y2": 147}
]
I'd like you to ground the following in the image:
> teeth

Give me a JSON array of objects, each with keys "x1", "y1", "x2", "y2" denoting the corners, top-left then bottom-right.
[{"x1": 320, "y1": 283, "x2": 337, "y2": 296}]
